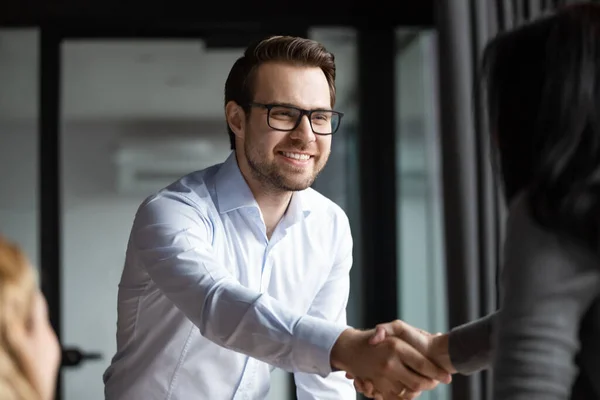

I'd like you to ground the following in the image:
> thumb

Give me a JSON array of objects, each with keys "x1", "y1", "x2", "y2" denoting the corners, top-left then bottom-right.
[
  {"x1": 368, "y1": 326, "x2": 387, "y2": 345},
  {"x1": 397, "y1": 325, "x2": 430, "y2": 354}
]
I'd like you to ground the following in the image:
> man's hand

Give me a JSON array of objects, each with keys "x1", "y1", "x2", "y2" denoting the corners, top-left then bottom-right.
[
  {"x1": 370, "y1": 320, "x2": 456, "y2": 373},
  {"x1": 330, "y1": 327, "x2": 452, "y2": 399},
  {"x1": 346, "y1": 320, "x2": 456, "y2": 399}
]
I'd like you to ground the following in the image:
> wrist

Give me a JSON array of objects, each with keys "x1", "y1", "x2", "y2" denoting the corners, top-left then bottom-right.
[
  {"x1": 330, "y1": 327, "x2": 364, "y2": 372},
  {"x1": 434, "y1": 333, "x2": 457, "y2": 374}
]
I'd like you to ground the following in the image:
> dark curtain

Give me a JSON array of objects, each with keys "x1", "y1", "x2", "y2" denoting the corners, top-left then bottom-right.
[{"x1": 434, "y1": 1, "x2": 586, "y2": 400}]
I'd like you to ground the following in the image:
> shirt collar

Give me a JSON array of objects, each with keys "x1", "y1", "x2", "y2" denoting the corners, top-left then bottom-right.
[
  {"x1": 214, "y1": 152, "x2": 312, "y2": 221},
  {"x1": 282, "y1": 187, "x2": 311, "y2": 227},
  {"x1": 215, "y1": 152, "x2": 258, "y2": 213}
]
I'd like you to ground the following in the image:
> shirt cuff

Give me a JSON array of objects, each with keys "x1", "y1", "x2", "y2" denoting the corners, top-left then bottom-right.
[{"x1": 292, "y1": 314, "x2": 349, "y2": 377}]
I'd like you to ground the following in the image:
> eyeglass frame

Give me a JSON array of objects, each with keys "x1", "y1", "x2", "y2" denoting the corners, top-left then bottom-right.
[{"x1": 247, "y1": 102, "x2": 344, "y2": 135}]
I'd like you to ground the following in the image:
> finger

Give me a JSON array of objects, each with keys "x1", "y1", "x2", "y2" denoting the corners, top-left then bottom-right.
[
  {"x1": 353, "y1": 378, "x2": 366, "y2": 393},
  {"x1": 356, "y1": 382, "x2": 376, "y2": 399},
  {"x1": 374, "y1": 347, "x2": 437, "y2": 394},
  {"x1": 381, "y1": 320, "x2": 406, "y2": 336},
  {"x1": 391, "y1": 390, "x2": 420, "y2": 400},
  {"x1": 353, "y1": 381, "x2": 363, "y2": 393},
  {"x1": 363, "y1": 380, "x2": 376, "y2": 397},
  {"x1": 345, "y1": 372, "x2": 354, "y2": 379},
  {"x1": 354, "y1": 378, "x2": 375, "y2": 397},
  {"x1": 395, "y1": 325, "x2": 429, "y2": 353},
  {"x1": 369, "y1": 326, "x2": 387, "y2": 345},
  {"x1": 393, "y1": 328, "x2": 452, "y2": 383},
  {"x1": 401, "y1": 343, "x2": 452, "y2": 384},
  {"x1": 392, "y1": 361, "x2": 438, "y2": 393}
]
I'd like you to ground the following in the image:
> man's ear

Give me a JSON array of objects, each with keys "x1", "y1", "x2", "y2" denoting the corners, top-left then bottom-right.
[{"x1": 225, "y1": 101, "x2": 246, "y2": 141}]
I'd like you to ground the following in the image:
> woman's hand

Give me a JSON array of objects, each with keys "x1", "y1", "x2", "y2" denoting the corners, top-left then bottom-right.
[{"x1": 346, "y1": 320, "x2": 452, "y2": 399}]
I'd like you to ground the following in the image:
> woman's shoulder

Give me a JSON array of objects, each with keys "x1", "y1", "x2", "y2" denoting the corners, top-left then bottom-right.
[{"x1": 502, "y1": 190, "x2": 600, "y2": 305}]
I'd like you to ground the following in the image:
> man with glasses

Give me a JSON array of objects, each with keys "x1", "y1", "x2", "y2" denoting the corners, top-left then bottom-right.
[{"x1": 103, "y1": 35, "x2": 451, "y2": 400}]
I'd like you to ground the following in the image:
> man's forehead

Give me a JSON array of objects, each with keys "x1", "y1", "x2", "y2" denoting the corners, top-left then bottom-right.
[{"x1": 252, "y1": 65, "x2": 332, "y2": 109}]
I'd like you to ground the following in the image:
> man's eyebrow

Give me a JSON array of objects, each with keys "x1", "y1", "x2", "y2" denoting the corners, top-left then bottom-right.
[{"x1": 270, "y1": 102, "x2": 333, "y2": 110}]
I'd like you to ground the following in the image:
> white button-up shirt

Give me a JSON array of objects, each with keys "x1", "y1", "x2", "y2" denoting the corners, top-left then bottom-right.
[{"x1": 103, "y1": 152, "x2": 356, "y2": 400}]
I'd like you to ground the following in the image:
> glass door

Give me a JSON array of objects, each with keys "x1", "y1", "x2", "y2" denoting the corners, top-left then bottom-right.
[
  {"x1": 58, "y1": 38, "x2": 248, "y2": 400},
  {"x1": 0, "y1": 28, "x2": 40, "y2": 267}
]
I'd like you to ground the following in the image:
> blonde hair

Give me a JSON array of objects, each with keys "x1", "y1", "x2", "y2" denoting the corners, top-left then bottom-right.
[{"x1": 0, "y1": 236, "x2": 41, "y2": 400}]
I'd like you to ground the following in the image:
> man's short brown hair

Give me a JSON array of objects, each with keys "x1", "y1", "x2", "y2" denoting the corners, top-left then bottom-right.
[{"x1": 224, "y1": 35, "x2": 337, "y2": 149}]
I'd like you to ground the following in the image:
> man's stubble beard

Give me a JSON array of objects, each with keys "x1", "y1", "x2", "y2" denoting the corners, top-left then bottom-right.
[{"x1": 244, "y1": 139, "x2": 329, "y2": 193}]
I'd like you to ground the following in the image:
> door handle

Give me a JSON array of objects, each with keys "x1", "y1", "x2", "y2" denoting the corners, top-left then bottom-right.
[{"x1": 61, "y1": 346, "x2": 103, "y2": 368}]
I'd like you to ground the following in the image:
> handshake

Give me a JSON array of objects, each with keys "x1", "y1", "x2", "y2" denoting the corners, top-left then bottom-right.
[{"x1": 330, "y1": 320, "x2": 457, "y2": 400}]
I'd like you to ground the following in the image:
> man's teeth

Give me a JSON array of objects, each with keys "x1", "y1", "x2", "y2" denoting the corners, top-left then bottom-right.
[{"x1": 282, "y1": 152, "x2": 310, "y2": 160}]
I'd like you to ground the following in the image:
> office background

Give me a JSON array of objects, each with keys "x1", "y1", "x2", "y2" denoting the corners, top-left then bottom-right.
[{"x1": 0, "y1": 1, "x2": 586, "y2": 399}]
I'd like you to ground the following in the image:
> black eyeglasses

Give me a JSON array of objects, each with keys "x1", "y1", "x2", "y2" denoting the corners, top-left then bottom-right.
[{"x1": 248, "y1": 102, "x2": 344, "y2": 135}]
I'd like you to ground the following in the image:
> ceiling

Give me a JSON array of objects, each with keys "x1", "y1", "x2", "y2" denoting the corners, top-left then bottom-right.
[{"x1": 0, "y1": 28, "x2": 358, "y2": 123}]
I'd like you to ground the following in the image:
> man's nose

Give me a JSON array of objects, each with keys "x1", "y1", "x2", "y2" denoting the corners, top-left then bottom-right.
[{"x1": 290, "y1": 115, "x2": 316, "y2": 142}]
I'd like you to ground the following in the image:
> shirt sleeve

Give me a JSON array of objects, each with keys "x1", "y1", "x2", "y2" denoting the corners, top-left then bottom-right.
[
  {"x1": 132, "y1": 194, "x2": 348, "y2": 377},
  {"x1": 448, "y1": 312, "x2": 496, "y2": 375},
  {"x1": 493, "y1": 225, "x2": 600, "y2": 399},
  {"x1": 293, "y1": 213, "x2": 356, "y2": 399}
]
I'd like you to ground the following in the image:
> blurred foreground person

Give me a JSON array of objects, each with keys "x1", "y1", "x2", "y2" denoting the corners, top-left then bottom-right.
[
  {"x1": 0, "y1": 236, "x2": 60, "y2": 400},
  {"x1": 353, "y1": 3, "x2": 600, "y2": 399}
]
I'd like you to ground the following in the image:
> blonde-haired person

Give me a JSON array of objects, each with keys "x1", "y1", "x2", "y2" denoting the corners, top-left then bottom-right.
[{"x1": 0, "y1": 236, "x2": 60, "y2": 400}]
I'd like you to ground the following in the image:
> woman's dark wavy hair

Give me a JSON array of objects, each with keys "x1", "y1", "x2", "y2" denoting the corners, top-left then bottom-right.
[{"x1": 483, "y1": 3, "x2": 600, "y2": 248}]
